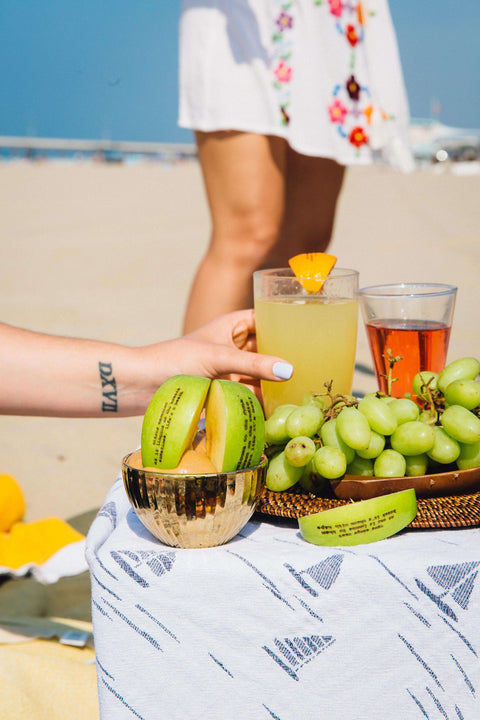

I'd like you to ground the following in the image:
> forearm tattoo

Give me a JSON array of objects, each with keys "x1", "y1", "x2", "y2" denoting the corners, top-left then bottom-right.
[{"x1": 99, "y1": 362, "x2": 118, "y2": 412}]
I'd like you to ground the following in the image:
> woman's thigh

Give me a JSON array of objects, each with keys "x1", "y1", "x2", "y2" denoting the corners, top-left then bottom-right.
[
  {"x1": 195, "y1": 130, "x2": 287, "y2": 254},
  {"x1": 269, "y1": 150, "x2": 345, "y2": 265}
]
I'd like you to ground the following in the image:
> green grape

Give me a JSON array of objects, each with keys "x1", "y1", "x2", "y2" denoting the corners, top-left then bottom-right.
[
  {"x1": 313, "y1": 446, "x2": 347, "y2": 480},
  {"x1": 356, "y1": 430, "x2": 385, "y2": 459},
  {"x1": 404, "y1": 454, "x2": 428, "y2": 477},
  {"x1": 412, "y1": 371, "x2": 438, "y2": 400},
  {"x1": 285, "y1": 403, "x2": 324, "y2": 439},
  {"x1": 266, "y1": 451, "x2": 303, "y2": 492},
  {"x1": 373, "y1": 449, "x2": 407, "y2": 478},
  {"x1": 320, "y1": 418, "x2": 355, "y2": 464},
  {"x1": 389, "y1": 398, "x2": 420, "y2": 425},
  {"x1": 274, "y1": 403, "x2": 299, "y2": 414},
  {"x1": 362, "y1": 392, "x2": 392, "y2": 404},
  {"x1": 358, "y1": 396, "x2": 398, "y2": 435},
  {"x1": 346, "y1": 455, "x2": 374, "y2": 476},
  {"x1": 390, "y1": 421, "x2": 435, "y2": 456},
  {"x1": 301, "y1": 392, "x2": 330, "y2": 411},
  {"x1": 444, "y1": 379, "x2": 480, "y2": 410},
  {"x1": 265, "y1": 404, "x2": 297, "y2": 445},
  {"x1": 284, "y1": 436, "x2": 316, "y2": 467},
  {"x1": 457, "y1": 440, "x2": 480, "y2": 470},
  {"x1": 437, "y1": 357, "x2": 480, "y2": 394},
  {"x1": 336, "y1": 407, "x2": 371, "y2": 451},
  {"x1": 440, "y1": 405, "x2": 480, "y2": 444},
  {"x1": 427, "y1": 426, "x2": 461, "y2": 465},
  {"x1": 418, "y1": 409, "x2": 437, "y2": 425},
  {"x1": 299, "y1": 459, "x2": 325, "y2": 493}
]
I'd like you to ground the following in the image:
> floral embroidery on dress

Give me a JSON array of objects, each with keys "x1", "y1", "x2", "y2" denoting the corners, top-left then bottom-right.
[
  {"x1": 320, "y1": 0, "x2": 395, "y2": 156},
  {"x1": 270, "y1": 0, "x2": 396, "y2": 152},
  {"x1": 271, "y1": 1, "x2": 294, "y2": 126}
]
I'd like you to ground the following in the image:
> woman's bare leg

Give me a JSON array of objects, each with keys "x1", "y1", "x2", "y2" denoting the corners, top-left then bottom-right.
[
  {"x1": 182, "y1": 131, "x2": 287, "y2": 333},
  {"x1": 264, "y1": 150, "x2": 345, "y2": 268},
  {"x1": 183, "y1": 136, "x2": 345, "y2": 332}
]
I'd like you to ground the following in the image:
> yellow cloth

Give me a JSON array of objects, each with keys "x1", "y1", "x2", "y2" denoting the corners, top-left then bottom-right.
[{"x1": 0, "y1": 517, "x2": 84, "y2": 569}]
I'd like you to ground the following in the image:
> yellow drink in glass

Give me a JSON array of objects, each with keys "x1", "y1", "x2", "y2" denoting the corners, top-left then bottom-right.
[{"x1": 254, "y1": 268, "x2": 359, "y2": 417}]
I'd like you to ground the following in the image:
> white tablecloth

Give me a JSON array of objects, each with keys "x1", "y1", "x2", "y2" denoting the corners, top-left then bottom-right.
[{"x1": 86, "y1": 476, "x2": 480, "y2": 720}]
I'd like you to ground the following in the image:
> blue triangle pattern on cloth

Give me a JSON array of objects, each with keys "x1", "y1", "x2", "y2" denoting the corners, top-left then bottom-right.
[
  {"x1": 303, "y1": 553, "x2": 343, "y2": 589},
  {"x1": 144, "y1": 550, "x2": 176, "y2": 576},
  {"x1": 111, "y1": 549, "x2": 177, "y2": 587},
  {"x1": 427, "y1": 561, "x2": 480, "y2": 590},
  {"x1": 263, "y1": 634, "x2": 336, "y2": 681},
  {"x1": 97, "y1": 501, "x2": 117, "y2": 527},
  {"x1": 415, "y1": 561, "x2": 480, "y2": 620},
  {"x1": 451, "y1": 570, "x2": 478, "y2": 610}
]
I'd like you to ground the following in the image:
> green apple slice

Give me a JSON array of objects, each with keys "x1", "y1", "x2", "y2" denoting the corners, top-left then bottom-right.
[
  {"x1": 141, "y1": 375, "x2": 211, "y2": 469},
  {"x1": 298, "y1": 489, "x2": 417, "y2": 547},
  {"x1": 205, "y1": 379, "x2": 265, "y2": 472}
]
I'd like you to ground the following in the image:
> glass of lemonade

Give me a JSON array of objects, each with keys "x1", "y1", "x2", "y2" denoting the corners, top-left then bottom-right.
[
  {"x1": 253, "y1": 267, "x2": 359, "y2": 417},
  {"x1": 359, "y1": 283, "x2": 457, "y2": 397}
]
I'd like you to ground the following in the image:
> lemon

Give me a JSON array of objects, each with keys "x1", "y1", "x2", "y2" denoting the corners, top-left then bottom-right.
[{"x1": 0, "y1": 474, "x2": 26, "y2": 533}]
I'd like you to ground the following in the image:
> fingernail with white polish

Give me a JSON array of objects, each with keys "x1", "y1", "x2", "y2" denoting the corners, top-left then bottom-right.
[{"x1": 273, "y1": 362, "x2": 293, "y2": 380}]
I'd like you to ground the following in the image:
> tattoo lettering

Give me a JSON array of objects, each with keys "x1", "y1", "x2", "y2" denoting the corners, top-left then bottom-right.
[{"x1": 99, "y1": 362, "x2": 118, "y2": 412}]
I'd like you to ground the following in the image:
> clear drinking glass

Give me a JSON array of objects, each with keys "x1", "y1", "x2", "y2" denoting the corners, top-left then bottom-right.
[
  {"x1": 253, "y1": 267, "x2": 359, "y2": 417},
  {"x1": 358, "y1": 283, "x2": 457, "y2": 397}
]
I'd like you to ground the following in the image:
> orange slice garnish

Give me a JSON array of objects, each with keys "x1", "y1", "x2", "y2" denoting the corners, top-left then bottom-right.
[{"x1": 288, "y1": 253, "x2": 337, "y2": 293}]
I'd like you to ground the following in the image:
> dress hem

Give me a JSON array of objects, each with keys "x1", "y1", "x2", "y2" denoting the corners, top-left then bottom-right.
[
  {"x1": 183, "y1": 118, "x2": 403, "y2": 165},
  {"x1": 178, "y1": 119, "x2": 384, "y2": 165}
]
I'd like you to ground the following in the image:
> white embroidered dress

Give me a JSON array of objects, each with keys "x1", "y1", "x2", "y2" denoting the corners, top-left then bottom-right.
[{"x1": 179, "y1": 0, "x2": 413, "y2": 170}]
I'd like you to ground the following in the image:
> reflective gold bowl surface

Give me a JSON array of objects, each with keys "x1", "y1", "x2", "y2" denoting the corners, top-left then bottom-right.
[{"x1": 122, "y1": 452, "x2": 267, "y2": 548}]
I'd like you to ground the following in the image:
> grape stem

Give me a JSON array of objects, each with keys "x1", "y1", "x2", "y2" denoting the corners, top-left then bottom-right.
[
  {"x1": 418, "y1": 375, "x2": 444, "y2": 423},
  {"x1": 381, "y1": 349, "x2": 402, "y2": 396},
  {"x1": 318, "y1": 380, "x2": 358, "y2": 420}
]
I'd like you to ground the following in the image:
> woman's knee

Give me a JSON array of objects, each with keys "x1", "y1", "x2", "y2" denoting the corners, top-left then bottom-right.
[{"x1": 212, "y1": 204, "x2": 283, "y2": 267}]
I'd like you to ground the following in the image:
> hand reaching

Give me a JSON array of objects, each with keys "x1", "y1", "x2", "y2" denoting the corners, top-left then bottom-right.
[{"x1": 164, "y1": 310, "x2": 293, "y2": 395}]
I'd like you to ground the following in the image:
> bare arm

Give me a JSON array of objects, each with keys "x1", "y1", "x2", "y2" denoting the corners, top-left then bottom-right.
[{"x1": 0, "y1": 310, "x2": 292, "y2": 417}]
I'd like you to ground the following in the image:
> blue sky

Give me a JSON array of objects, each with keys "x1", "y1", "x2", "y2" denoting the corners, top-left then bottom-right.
[{"x1": 1, "y1": 1, "x2": 479, "y2": 143}]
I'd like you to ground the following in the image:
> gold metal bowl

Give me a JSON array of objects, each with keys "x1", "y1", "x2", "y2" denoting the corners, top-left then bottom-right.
[{"x1": 121, "y1": 451, "x2": 267, "y2": 548}]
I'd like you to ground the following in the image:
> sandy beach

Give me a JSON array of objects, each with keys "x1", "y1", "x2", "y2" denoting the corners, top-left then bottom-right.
[{"x1": 1, "y1": 159, "x2": 479, "y2": 523}]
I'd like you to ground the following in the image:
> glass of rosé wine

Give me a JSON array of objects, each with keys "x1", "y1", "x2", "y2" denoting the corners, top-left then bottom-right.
[{"x1": 359, "y1": 283, "x2": 457, "y2": 398}]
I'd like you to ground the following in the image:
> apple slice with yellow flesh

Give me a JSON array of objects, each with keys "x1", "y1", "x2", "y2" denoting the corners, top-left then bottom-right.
[
  {"x1": 205, "y1": 379, "x2": 265, "y2": 472},
  {"x1": 161, "y1": 449, "x2": 218, "y2": 475},
  {"x1": 289, "y1": 252, "x2": 337, "y2": 293},
  {"x1": 128, "y1": 446, "x2": 218, "y2": 474},
  {"x1": 298, "y1": 489, "x2": 417, "y2": 546},
  {"x1": 141, "y1": 375, "x2": 211, "y2": 469}
]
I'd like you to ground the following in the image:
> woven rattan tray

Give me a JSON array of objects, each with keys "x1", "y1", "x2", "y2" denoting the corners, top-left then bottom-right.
[{"x1": 257, "y1": 488, "x2": 480, "y2": 529}]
